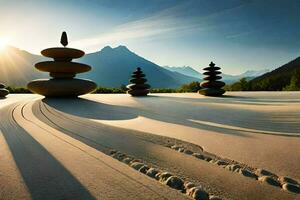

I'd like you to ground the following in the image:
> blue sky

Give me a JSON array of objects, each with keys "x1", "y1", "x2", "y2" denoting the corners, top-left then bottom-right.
[{"x1": 0, "y1": 0, "x2": 299, "y2": 74}]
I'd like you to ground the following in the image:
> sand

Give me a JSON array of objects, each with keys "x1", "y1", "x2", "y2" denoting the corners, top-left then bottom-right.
[{"x1": 0, "y1": 92, "x2": 299, "y2": 200}]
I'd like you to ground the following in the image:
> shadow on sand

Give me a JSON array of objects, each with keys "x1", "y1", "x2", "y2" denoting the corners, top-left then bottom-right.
[
  {"x1": 42, "y1": 97, "x2": 252, "y2": 137},
  {"x1": 0, "y1": 110, "x2": 95, "y2": 200}
]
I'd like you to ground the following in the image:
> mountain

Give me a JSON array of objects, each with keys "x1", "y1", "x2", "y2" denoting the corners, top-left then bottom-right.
[
  {"x1": 163, "y1": 66, "x2": 200, "y2": 79},
  {"x1": 240, "y1": 69, "x2": 270, "y2": 78},
  {"x1": 77, "y1": 46, "x2": 198, "y2": 88},
  {"x1": 250, "y1": 57, "x2": 300, "y2": 91},
  {"x1": 0, "y1": 46, "x2": 46, "y2": 86},
  {"x1": 163, "y1": 66, "x2": 268, "y2": 84},
  {"x1": 0, "y1": 45, "x2": 198, "y2": 88}
]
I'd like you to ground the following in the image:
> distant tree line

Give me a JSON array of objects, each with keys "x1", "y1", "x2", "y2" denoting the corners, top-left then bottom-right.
[
  {"x1": 6, "y1": 81, "x2": 202, "y2": 94},
  {"x1": 225, "y1": 69, "x2": 300, "y2": 91}
]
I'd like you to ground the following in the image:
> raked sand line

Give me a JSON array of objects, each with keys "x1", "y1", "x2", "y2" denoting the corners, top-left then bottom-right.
[
  {"x1": 7, "y1": 101, "x2": 189, "y2": 200},
  {"x1": 41, "y1": 99, "x2": 300, "y2": 195},
  {"x1": 189, "y1": 119, "x2": 300, "y2": 137},
  {"x1": 35, "y1": 99, "x2": 298, "y2": 200}
]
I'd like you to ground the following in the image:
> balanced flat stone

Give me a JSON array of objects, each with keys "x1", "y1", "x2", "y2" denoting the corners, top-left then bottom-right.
[
  {"x1": 35, "y1": 61, "x2": 91, "y2": 73},
  {"x1": 41, "y1": 47, "x2": 84, "y2": 60},
  {"x1": 28, "y1": 79, "x2": 97, "y2": 97}
]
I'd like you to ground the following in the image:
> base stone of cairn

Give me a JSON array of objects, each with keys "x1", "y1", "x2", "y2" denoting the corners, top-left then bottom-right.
[
  {"x1": 27, "y1": 32, "x2": 97, "y2": 97},
  {"x1": 198, "y1": 62, "x2": 225, "y2": 96},
  {"x1": 0, "y1": 83, "x2": 9, "y2": 98},
  {"x1": 127, "y1": 67, "x2": 150, "y2": 96}
]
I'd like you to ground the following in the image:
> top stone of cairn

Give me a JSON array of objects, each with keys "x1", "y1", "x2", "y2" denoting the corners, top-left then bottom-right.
[{"x1": 41, "y1": 32, "x2": 84, "y2": 61}]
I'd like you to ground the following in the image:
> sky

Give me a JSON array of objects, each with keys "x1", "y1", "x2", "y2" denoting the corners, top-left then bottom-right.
[{"x1": 0, "y1": 0, "x2": 300, "y2": 74}]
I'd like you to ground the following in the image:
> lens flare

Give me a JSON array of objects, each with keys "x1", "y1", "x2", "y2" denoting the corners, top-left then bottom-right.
[{"x1": 0, "y1": 37, "x2": 10, "y2": 50}]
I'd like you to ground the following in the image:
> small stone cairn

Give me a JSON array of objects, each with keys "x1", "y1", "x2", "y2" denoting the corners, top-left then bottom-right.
[{"x1": 127, "y1": 67, "x2": 150, "y2": 96}]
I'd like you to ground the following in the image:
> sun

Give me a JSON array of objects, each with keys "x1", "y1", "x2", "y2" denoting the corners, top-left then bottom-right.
[{"x1": 0, "y1": 37, "x2": 10, "y2": 51}]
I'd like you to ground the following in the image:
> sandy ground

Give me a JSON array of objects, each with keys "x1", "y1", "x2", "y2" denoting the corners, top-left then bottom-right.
[{"x1": 0, "y1": 92, "x2": 299, "y2": 200}]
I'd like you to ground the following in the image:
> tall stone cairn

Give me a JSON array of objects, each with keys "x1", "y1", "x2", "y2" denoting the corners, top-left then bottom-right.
[
  {"x1": 0, "y1": 83, "x2": 9, "y2": 98},
  {"x1": 127, "y1": 67, "x2": 150, "y2": 96},
  {"x1": 27, "y1": 32, "x2": 97, "y2": 97},
  {"x1": 198, "y1": 62, "x2": 225, "y2": 96}
]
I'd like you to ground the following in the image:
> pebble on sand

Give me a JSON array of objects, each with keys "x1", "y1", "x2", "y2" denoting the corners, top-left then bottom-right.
[
  {"x1": 279, "y1": 176, "x2": 299, "y2": 185},
  {"x1": 187, "y1": 187, "x2": 209, "y2": 200},
  {"x1": 238, "y1": 169, "x2": 258, "y2": 179},
  {"x1": 225, "y1": 164, "x2": 241, "y2": 172},
  {"x1": 258, "y1": 176, "x2": 281, "y2": 187},
  {"x1": 214, "y1": 160, "x2": 228, "y2": 166},
  {"x1": 146, "y1": 168, "x2": 159, "y2": 178},
  {"x1": 164, "y1": 176, "x2": 184, "y2": 190},
  {"x1": 122, "y1": 157, "x2": 134, "y2": 164},
  {"x1": 184, "y1": 182, "x2": 196, "y2": 190},
  {"x1": 159, "y1": 172, "x2": 173, "y2": 182},
  {"x1": 130, "y1": 162, "x2": 145, "y2": 171},
  {"x1": 183, "y1": 149, "x2": 194, "y2": 155},
  {"x1": 138, "y1": 165, "x2": 149, "y2": 174},
  {"x1": 282, "y1": 183, "x2": 300, "y2": 194},
  {"x1": 171, "y1": 145, "x2": 181, "y2": 150},
  {"x1": 255, "y1": 168, "x2": 275, "y2": 177},
  {"x1": 192, "y1": 153, "x2": 205, "y2": 160}
]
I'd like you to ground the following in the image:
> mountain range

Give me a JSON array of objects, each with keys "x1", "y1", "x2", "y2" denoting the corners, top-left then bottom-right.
[
  {"x1": 163, "y1": 66, "x2": 269, "y2": 84},
  {"x1": 0, "y1": 45, "x2": 267, "y2": 88},
  {"x1": 250, "y1": 57, "x2": 300, "y2": 90}
]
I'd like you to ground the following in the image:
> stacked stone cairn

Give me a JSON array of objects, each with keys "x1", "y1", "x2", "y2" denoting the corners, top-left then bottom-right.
[
  {"x1": 127, "y1": 67, "x2": 150, "y2": 96},
  {"x1": 0, "y1": 83, "x2": 9, "y2": 98},
  {"x1": 199, "y1": 62, "x2": 225, "y2": 96},
  {"x1": 27, "y1": 32, "x2": 97, "y2": 97}
]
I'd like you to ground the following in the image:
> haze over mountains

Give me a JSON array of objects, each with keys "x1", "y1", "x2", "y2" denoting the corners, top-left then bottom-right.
[
  {"x1": 1, "y1": 45, "x2": 268, "y2": 88},
  {"x1": 163, "y1": 66, "x2": 269, "y2": 84}
]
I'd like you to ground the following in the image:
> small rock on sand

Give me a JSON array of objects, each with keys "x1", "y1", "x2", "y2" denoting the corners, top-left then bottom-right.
[
  {"x1": 146, "y1": 168, "x2": 159, "y2": 178},
  {"x1": 255, "y1": 168, "x2": 275, "y2": 177},
  {"x1": 178, "y1": 147, "x2": 185, "y2": 153},
  {"x1": 225, "y1": 164, "x2": 241, "y2": 172},
  {"x1": 109, "y1": 149, "x2": 117, "y2": 155},
  {"x1": 171, "y1": 145, "x2": 181, "y2": 150},
  {"x1": 193, "y1": 153, "x2": 205, "y2": 160},
  {"x1": 183, "y1": 149, "x2": 193, "y2": 155},
  {"x1": 184, "y1": 182, "x2": 196, "y2": 190},
  {"x1": 122, "y1": 157, "x2": 134, "y2": 164},
  {"x1": 113, "y1": 152, "x2": 126, "y2": 161},
  {"x1": 204, "y1": 157, "x2": 212, "y2": 162},
  {"x1": 238, "y1": 169, "x2": 257, "y2": 179},
  {"x1": 214, "y1": 160, "x2": 228, "y2": 166},
  {"x1": 282, "y1": 183, "x2": 300, "y2": 193},
  {"x1": 279, "y1": 176, "x2": 299, "y2": 185},
  {"x1": 164, "y1": 176, "x2": 184, "y2": 190},
  {"x1": 138, "y1": 165, "x2": 149, "y2": 174},
  {"x1": 159, "y1": 172, "x2": 173, "y2": 182},
  {"x1": 187, "y1": 187, "x2": 209, "y2": 200},
  {"x1": 130, "y1": 162, "x2": 145, "y2": 171},
  {"x1": 258, "y1": 176, "x2": 281, "y2": 187}
]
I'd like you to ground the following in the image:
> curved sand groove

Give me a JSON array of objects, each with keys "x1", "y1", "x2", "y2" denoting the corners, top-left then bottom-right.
[
  {"x1": 32, "y1": 98, "x2": 298, "y2": 199},
  {"x1": 80, "y1": 93, "x2": 300, "y2": 181},
  {"x1": 0, "y1": 102, "x2": 190, "y2": 200},
  {"x1": 1, "y1": 93, "x2": 300, "y2": 200},
  {"x1": 188, "y1": 119, "x2": 300, "y2": 137}
]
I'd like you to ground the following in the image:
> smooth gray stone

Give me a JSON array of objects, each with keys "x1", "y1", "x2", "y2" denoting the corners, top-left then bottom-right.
[
  {"x1": 198, "y1": 88, "x2": 225, "y2": 96},
  {"x1": 127, "y1": 89, "x2": 150, "y2": 96},
  {"x1": 27, "y1": 78, "x2": 97, "y2": 97}
]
